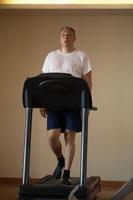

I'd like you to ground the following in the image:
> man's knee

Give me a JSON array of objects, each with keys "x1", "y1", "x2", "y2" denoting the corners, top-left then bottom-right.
[
  {"x1": 48, "y1": 129, "x2": 61, "y2": 145},
  {"x1": 64, "y1": 130, "x2": 76, "y2": 145}
]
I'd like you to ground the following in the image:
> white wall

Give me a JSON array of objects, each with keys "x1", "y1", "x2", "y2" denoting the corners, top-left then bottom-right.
[{"x1": 0, "y1": 10, "x2": 133, "y2": 181}]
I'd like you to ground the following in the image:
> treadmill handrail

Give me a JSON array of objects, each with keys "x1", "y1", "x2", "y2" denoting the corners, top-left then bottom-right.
[{"x1": 39, "y1": 79, "x2": 72, "y2": 93}]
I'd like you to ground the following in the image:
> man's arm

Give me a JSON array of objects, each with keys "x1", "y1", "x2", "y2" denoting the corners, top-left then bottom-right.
[{"x1": 83, "y1": 71, "x2": 92, "y2": 92}]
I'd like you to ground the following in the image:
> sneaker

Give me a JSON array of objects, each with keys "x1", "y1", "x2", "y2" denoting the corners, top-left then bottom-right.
[
  {"x1": 61, "y1": 170, "x2": 72, "y2": 185},
  {"x1": 53, "y1": 156, "x2": 65, "y2": 180},
  {"x1": 62, "y1": 176, "x2": 72, "y2": 185}
]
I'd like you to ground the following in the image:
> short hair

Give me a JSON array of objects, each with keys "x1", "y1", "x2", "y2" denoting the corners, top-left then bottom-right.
[{"x1": 60, "y1": 26, "x2": 76, "y2": 37}]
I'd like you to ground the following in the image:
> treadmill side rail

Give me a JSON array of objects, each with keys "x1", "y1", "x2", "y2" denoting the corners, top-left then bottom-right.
[{"x1": 22, "y1": 107, "x2": 33, "y2": 185}]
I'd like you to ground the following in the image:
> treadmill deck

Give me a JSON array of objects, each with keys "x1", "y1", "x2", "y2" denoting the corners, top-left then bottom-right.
[{"x1": 19, "y1": 175, "x2": 101, "y2": 199}]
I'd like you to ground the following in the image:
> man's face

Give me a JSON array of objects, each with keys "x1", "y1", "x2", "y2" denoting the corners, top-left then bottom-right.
[{"x1": 60, "y1": 28, "x2": 76, "y2": 47}]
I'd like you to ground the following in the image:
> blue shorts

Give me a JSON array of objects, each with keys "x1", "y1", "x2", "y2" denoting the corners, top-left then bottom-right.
[{"x1": 47, "y1": 109, "x2": 82, "y2": 133}]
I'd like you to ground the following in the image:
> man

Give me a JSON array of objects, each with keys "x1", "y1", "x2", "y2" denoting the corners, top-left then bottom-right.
[{"x1": 40, "y1": 26, "x2": 92, "y2": 185}]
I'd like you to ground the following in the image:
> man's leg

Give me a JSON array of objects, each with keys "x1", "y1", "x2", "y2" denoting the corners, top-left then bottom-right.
[
  {"x1": 47, "y1": 129, "x2": 65, "y2": 179},
  {"x1": 48, "y1": 129, "x2": 62, "y2": 158},
  {"x1": 62, "y1": 130, "x2": 76, "y2": 184}
]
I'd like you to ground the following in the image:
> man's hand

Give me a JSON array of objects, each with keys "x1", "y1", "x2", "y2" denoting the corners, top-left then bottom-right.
[
  {"x1": 83, "y1": 71, "x2": 92, "y2": 92},
  {"x1": 39, "y1": 108, "x2": 47, "y2": 118}
]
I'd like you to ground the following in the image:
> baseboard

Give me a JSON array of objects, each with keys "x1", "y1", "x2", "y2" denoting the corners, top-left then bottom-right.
[
  {"x1": 0, "y1": 177, "x2": 126, "y2": 188},
  {"x1": 101, "y1": 180, "x2": 126, "y2": 188},
  {"x1": 0, "y1": 177, "x2": 22, "y2": 184}
]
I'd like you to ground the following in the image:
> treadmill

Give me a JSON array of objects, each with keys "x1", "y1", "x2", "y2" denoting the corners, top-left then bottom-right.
[
  {"x1": 111, "y1": 177, "x2": 133, "y2": 200},
  {"x1": 19, "y1": 73, "x2": 101, "y2": 200}
]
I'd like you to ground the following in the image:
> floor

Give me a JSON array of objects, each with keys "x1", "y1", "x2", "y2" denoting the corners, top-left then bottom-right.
[{"x1": 0, "y1": 181, "x2": 133, "y2": 200}]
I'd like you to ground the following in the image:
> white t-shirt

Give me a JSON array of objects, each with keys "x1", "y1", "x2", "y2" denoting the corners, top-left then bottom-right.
[{"x1": 42, "y1": 49, "x2": 91, "y2": 78}]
